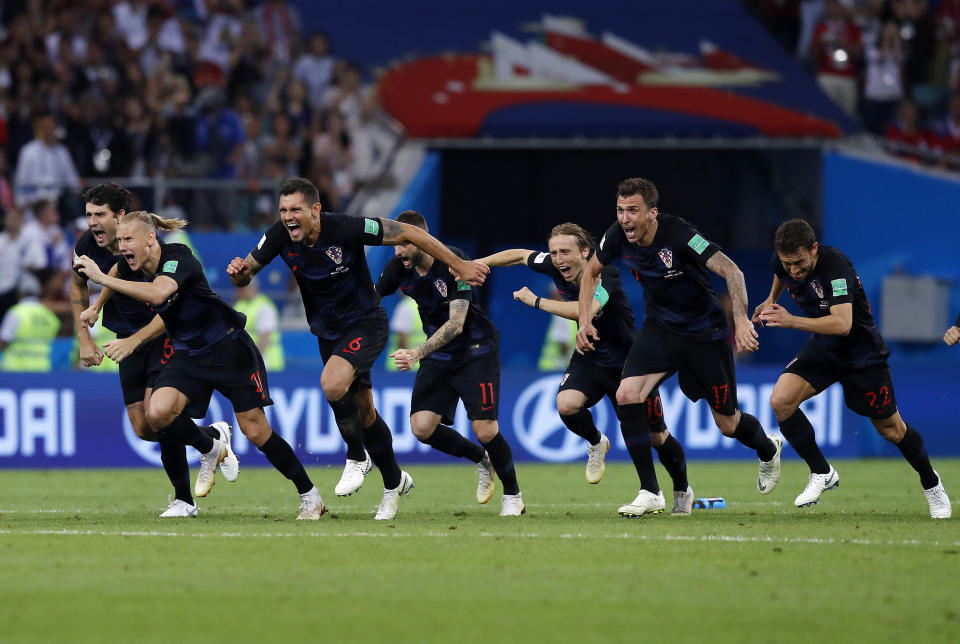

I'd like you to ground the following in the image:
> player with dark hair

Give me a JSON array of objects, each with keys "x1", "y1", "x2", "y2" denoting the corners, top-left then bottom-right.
[
  {"x1": 753, "y1": 218, "x2": 951, "y2": 518},
  {"x1": 75, "y1": 211, "x2": 324, "y2": 520},
  {"x1": 227, "y1": 177, "x2": 488, "y2": 520},
  {"x1": 74, "y1": 184, "x2": 236, "y2": 518},
  {"x1": 476, "y1": 222, "x2": 693, "y2": 514},
  {"x1": 376, "y1": 211, "x2": 525, "y2": 516},
  {"x1": 579, "y1": 177, "x2": 782, "y2": 517}
]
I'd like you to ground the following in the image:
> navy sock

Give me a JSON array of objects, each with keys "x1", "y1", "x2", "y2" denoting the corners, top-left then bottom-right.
[
  {"x1": 653, "y1": 433, "x2": 688, "y2": 491},
  {"x1": 560, "y1": 408, "x2": 602, "y2": 445},
  {"x1": 732, "y1": 412, "x2": 776, "y2": 461},
  {"x1": 363, "y1": 413, "x2": 402, "y2": 489},
  {"x1": 160, "y1": 414, "x2": 214, "y2": 454},
  {"x1": 258, "y1": 432, "x2": 313, "y2": 494},
  {"x1": 778, "y1": 409, "x2": 830, "y2": 474},
  {"x1": 895, "y1": 425, "x2": 939, "y2": 489},
  {"x1": 158, "y1": 436, "x2": 193, "y2": 505},
  {"x1": 328, "y1": 394, "x2": 366, "y2": 461},
  {"x1": 480, "y1": 432, "x2": 519, "y2": 495},
  {"x1": 199, "y1": 425, "x2": 219, "y2": 440},
  {"x1": 424, "y1": 424, "x2": 485, "y2": 463},
  {"x1": 619, "y1": 403, "x2": 659, "y2": 494}
]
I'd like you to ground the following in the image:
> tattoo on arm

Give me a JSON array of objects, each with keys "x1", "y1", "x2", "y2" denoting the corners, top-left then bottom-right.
[
  {"x1": 416, "y1": 299, "x2": 468, "y2": 359},
  {"x1": 380, "y1": 219, "x2": 405, "y2": 245},
  {"x1": 706, "y1": 252, "x2": 749, "y2": 319},
  {"x1": 245, "y1": 253, "x2": 264, "y2": 276}
]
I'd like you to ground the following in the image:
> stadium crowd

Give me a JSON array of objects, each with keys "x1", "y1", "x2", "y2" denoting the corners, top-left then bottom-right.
[{"x1": 747, "y1": 0, "x2": 960, "y2": 168}]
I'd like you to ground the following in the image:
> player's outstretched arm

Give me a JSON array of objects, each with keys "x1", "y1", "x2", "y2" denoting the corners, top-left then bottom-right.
[
  {"x1": 752, "y1": 275, "x2": 785, "y2": 324},
  {"x1": 514, "y1": 286, "x2": 599, "y2": 321},
  {"x1": 474, "y1": 249, "x2": 536, "y2": 268},
  {"x1": 705, "y1": 251, "x2": 758, "y2": 353},
  {"x1": 103, "y1": 315, "x2": 166, "y2": 364},
  {"x1": 576, "y1": 255, "x2": 604, "y2": 353},
  {"x1": 390, "y1": 299, "x2": 469, "y2": 370},
  {"x1": 74, "y1": 255, "x2": 178, "y2": 306},
  {"x1": 227, "y1": 253, "x2": 264, "y2": 287},
  {"x1": 760, "y1": 302, "x2": 852, "y2": 335},
  {"x1": 381, "y1": 220, "x2": 489, "y2": 286}
]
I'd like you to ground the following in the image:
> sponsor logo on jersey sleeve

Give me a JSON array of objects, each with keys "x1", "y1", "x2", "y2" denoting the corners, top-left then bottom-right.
[
  {"x1": 364, "y1": 218, "x2": 380, "y2": 235},
  {"x1": 831, "y1": 278, "x2": 847, "y2": 296},
  {"x1": 257, "y1": 234, "x2": 266, "y2": 249},
  {"x1": 162, "y1": 260, "x2": 178, "y2": 273},
  {"x1": 534, "y1": 252, "x2": 548, "y2": 264},
  {"x1": 456, "y1": 279, "x2": 470, "y2": 292},
  {"x1": 687, "y1": 234, "x2": 710, "y2": 254}
]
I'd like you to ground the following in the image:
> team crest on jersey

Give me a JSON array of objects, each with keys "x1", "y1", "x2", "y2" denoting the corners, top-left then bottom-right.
[
  {"x1": 326, "y1": 246, "x2": 343, "y2": 264},
  {"x1": 434, "y1": 279, "x2": 448, "y2": 297},
  {"x1": 658, "y1": 248, "x2": 673, "y2": 268},
  {"x1": 810, "y1": 280, "x2": 824, "y2": 298}
]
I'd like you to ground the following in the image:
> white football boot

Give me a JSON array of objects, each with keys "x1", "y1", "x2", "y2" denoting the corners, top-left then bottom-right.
[
  {"x1": 794, "y1": 466, "x2": 840, "y2": 507},
  {"x1": 374, "y1": 471, "x2": 414, "y2": 520},
  {"x1": 335, "y1": 451, "x2": 373, "y2": 497},
  {"x1": 585, "y1": 434, "x2": 611, "y2": 484}
]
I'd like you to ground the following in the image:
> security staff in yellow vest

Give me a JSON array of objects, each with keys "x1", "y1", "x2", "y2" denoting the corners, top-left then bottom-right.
[
  {"x1": 234, "y1": 280, "x2": 285, "y2": 371},
  {"x1": 385, "y1": 293, "x2": 426, "y2": 371},
  {"x1": 0, "y1": 283, "x2": 60, "y2": 372}
]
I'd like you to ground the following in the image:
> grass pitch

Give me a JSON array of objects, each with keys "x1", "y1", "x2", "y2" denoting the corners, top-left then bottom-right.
[{"x1": 1, "y1": 459, "x2": 957, "y2": 644}]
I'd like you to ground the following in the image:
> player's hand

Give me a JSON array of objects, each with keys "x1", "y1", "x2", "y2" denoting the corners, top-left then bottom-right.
[
  {"x1": 733, "y1": 315, "x2": 759, "y2": 353},
  {"x1": 103, "y1": 336, "x2": 138, "y2": 363},
  {"x1": 73, "y1": 256, "x2": 105, "y2": 284},
  {"x1": 944, "y1": 326, "x2": 960, "y2": 346},
  {"x1": 751, "y1": 300, "x2": 773, "y2": 325},
  {"x1": 576, "y1": 321, "x2": 599, "y2": 353},
  {"x1": 513, "y1": 286, "x2": 536, "y2": 307},
  {"x1": 454, "y1": 260, "x2": 489, "y2": 287},
  {"x1": 757, "y1": 303, "x2": 793, "y2": 329},
  {"x1": 79, "y1": 306, "x2": 100, "y2": 329},
  {"x1": 78, "y1": 337, "x2": 104, "y2": 367},
  {"x1": 389, "y1": 348, "x2": 418, "y2": 371},
  {"x1": 227, "y1": 257, "x2": 253, "y2": 283}
]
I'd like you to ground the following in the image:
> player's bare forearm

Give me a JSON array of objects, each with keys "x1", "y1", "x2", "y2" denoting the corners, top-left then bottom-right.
[
  {"x1": 70, "y1": 274, "x2": 93, "y2": 340},
  {"x1": 129, "y1": 315, "x2": 166, "y2": 346},
  {"x1": 383, "y1": 221, "x2": 464, "y2": 270},
  {"x1": 578, "y1": 257, "x2": 603, "y2": 327},
  {"x1": 789, "y1": 310, "x2": 852, "y2": 336},
  {"x1": 766, "y1": 275, "x2": 785, "y2": 303},
  {"x1": 99, "y1": 273, "x2": 176, "y2": 307},
  {"x1": 707, "y1": 252, "x2": 750, "y2": 320},
  {"x1": 474, "y1": 249, "x2": 535, "y2": 268},
  {"x1": 413, "y1": 299, "x2": 468, "y2": 361},
  {"x1": 538, "y1": 297, "x2": 599, "y2": 321}
]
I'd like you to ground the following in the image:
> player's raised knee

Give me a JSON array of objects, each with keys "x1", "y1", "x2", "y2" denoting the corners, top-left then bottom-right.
[
  {"x1": 769, "y1": 388, "x2": 798, "y2": 420},
  {"x1": 556, "y1": 392, "x2": 584, "y2": 417}
]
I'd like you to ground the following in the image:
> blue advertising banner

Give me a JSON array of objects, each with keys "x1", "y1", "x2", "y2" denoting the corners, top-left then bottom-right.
[{"x1": 1, "y1": 365, "x2": 955, "y2": 469}]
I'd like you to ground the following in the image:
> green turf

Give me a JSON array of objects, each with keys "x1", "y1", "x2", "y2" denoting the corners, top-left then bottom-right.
[{"x1": 1, "y1": 459, "x2": 957, "y2": 643}]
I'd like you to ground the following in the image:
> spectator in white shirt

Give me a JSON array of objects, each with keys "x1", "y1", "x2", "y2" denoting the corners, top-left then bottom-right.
[
  {"x1": 293, "y1": 33, "x2": 335, "y2": 108},
  {"x1": 12, "y1": 113, "x2": 81, "y2": 208},
  {"x1": 0, "y1": 207, "x2": 47, "y2": 321}
]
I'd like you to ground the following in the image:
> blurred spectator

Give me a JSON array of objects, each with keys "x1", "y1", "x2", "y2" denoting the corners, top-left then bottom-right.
[
  {"x1": 889, "y1": 0, "x2": 936, "y2": 94},
  {"x1": 886, "y1": 98, "x2": 935, "y2": 160},
  {"x1": 12, "y1": 112, "x2": 81, "y2": 207},
  {"x1": 23, "y1": 199, "x2": 71, "y2": 278},
  {"x1": 933, "y1": 91, "x2": 960, "y2": 166},
  {"x1": 386, "y1": 293, "x2": 424, "y2": 372},
  {"x1": 198, "y1": 0, "x2": 244, "y2": 85},
  {"x1": 0, "y1": 149, "x2": 15, "y2": 211},
  {"x1": 0, "y1": 278, "x2": 61, "y2": 372},
  {"x1": 234, "y1": 279, "x2": 284, "y2": 371},
  {"x1": 253, "y1": 0, "x2": 302, "y2": 65},
  {"x1": 293, "y1": 32, "x2": 334, "y2": 108},
  {"x1": 810, "y1": 0, "x2": 862, "y2": 115},
  {"x1": 863, "y1": 21, "x2": 905, "y2": 134},
  {"x1": 0, "y1": 207, "x2": 46, "y2": 321}
]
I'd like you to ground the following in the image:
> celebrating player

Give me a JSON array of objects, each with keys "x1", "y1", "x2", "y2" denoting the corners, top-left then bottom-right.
[
  {"x1": 376, "y1": 211, "x2": 524, "y2": 516},
  {"x1": 579, "y1": 177, "x2": 782, "y2": 516},
  {"x1": 753, "y1": 218, "x2": 951, "y2": 518},
  {"x1": 227, "y1": 177, "x2": 488, "y2": 520},
  {"x1": 73, "y1": 183, "x2": 235, "y2": 518},
  {"x1": 475, "y1": 223, "x2": 692, "y2": 515},
  {"x1": 75, "y1": 211, "x2": 324, "y2": 520}
]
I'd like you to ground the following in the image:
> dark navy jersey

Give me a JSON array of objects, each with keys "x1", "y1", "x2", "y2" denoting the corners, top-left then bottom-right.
[
  {"x1": 117, "y1": 243, "x2": 245, "y2": 356},
  {"x1": 596, "y1": 214, "x2": 728, "y2": 341},
  {"x1": 251, "y1": 213, "x2": 384, "y2": 340},
  {"x1": 526, "y1": 250, "x2": 634, "y2": 368},
  {"x1": 74, "y1": 230, "x2": 154, "y2": 338},
  {"x1": 772, "y1": 245, "x2": 889, "y2": 368},
  {"x1": 376, "y1": 248, "x2": 499, "y2": 362}
]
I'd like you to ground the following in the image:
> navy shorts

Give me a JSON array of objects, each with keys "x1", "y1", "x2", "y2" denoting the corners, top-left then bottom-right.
[
  {"x1": 118, "y1": 335, "x2": 170, "y2": 406},
  {"x1": 784, "y1": 340, "x2": 897, "y2": 419},
  {"x1": 560, "y1": 352, "x2": 667, "y2": 431},
  {"x1": 317, "y1": 308, "x2": 389, "y2": 393},
  {"x1": 153, "y1": 331, "x2": 273, "y2": 418},
  {"x1": 411, "y1": 350, "x2": 500, "y2": 424},
  {"x1": 623, "y1": 322, "x2": 738, "y2": 416}
]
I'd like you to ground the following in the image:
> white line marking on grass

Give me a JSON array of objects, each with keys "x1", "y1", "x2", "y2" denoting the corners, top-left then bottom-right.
[{"x1": 1, "y1": 529, "x2": 957, "y2": 548}]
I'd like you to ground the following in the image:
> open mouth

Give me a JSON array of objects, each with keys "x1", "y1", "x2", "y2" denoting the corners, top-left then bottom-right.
[
  {"x1": 558, "y1": 266, "x2": 572, "y2": 280},
  {"x1": 399, "y1": 256, "x2": 412, "y2": 268},
  {"x1": 622, "y1": 224, "x2": 637, "y2": 242},
  {"x1": 92, "y1": 229, "x2": 106, "y2": 244},
  {"x1": 285, "y1": 221, "x2": 302, "y2": 238},
  {"x1": 122, "y1": 251, "x2": 136, "y2": 268}
]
